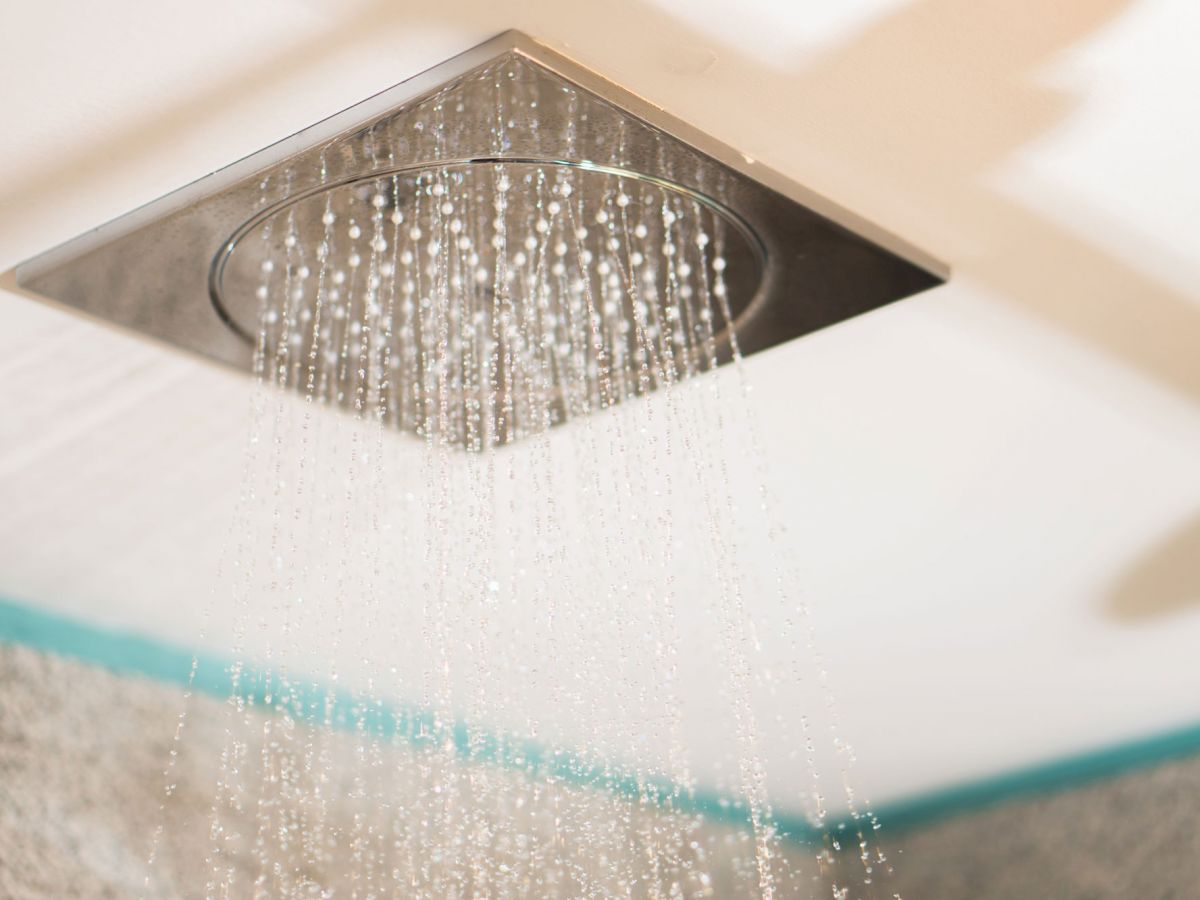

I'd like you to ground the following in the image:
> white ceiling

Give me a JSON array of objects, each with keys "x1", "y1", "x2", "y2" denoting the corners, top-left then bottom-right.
[{"x1": 2, "y1": 0, "x2": 1199, "y2": 812}]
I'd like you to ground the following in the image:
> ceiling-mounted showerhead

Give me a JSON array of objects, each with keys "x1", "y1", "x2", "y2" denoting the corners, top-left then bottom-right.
[{"x1": 8, "y1": 30, "x2": 944, "y2": 447}]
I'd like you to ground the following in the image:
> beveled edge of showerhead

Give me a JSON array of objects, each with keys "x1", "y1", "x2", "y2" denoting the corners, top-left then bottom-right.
[{"x1": 501, "y1": 31, "x2": 947, "y2": 282}]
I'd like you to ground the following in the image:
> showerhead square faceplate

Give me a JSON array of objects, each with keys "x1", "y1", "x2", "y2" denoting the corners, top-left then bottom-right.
[{"x1": 8, "y1": 30, "x2": 944, "y2": 444}]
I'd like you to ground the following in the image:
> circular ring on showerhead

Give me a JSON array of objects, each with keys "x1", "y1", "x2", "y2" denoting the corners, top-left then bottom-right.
[{"x1": 210, "y1": 157, "x2": 767, "y2": 350}]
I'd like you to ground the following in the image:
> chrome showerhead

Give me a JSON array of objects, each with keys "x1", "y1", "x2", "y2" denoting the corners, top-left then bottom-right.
[{"x1": 10, "y1": 30, "x2": 944, "y2": 447}]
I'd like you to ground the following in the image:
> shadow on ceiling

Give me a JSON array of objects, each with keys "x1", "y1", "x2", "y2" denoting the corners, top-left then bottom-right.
[{"x1": 1106, "y1": 510, "x2": 1200, "y2": 623}]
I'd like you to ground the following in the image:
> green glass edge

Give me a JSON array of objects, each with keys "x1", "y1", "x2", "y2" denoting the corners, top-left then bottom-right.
[{"x1": 3, "y1": 594, "x2": 1198, "y2": 845}]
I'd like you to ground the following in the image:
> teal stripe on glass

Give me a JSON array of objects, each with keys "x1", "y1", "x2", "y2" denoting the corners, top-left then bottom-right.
[
  {"x1": 0, "y1": 595, "x2": 821, "y2": 843},
  {"x1": 4, "y1": 594, "x2": 1199, "y2": 842},
  {"x1": 871, "y1": 719, "x2": 1200, "y2": 833}
]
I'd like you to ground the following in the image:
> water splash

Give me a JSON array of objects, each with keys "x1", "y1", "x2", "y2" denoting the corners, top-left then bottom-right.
[{"x1": 147, "y1": 58, "x2": 894, "y2": 900}]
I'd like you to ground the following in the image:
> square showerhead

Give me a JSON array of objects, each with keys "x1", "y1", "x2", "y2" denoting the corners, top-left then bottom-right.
[{"x1": 8, "y1": 30, "x2": 944, "y2": 445}]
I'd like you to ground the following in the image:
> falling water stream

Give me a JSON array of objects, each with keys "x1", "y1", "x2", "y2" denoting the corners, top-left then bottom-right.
[{"x1": 147, "y1": 59, "x2": 892, "y2": 900}]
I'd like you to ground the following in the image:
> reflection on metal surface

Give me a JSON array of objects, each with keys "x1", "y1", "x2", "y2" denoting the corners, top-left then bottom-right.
[{"x1": 13, "y1": 29, "x2": 944, "y2": 406}]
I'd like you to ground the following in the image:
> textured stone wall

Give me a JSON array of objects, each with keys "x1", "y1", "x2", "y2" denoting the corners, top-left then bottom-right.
[
  {"x1": 2, "y1": 642, "x2": 1195, "y2": 898},
  {"x1": 828, "y1": 753, "x2": 1200, "y2": 898},
  {"x1": 0, "y1": 644, "x2": 806, "y2": 897}
]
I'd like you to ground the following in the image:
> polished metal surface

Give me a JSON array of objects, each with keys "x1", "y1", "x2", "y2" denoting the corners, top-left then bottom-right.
[{"x1": 9, "y1": 29, "x2": 945, "y2": 376}]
